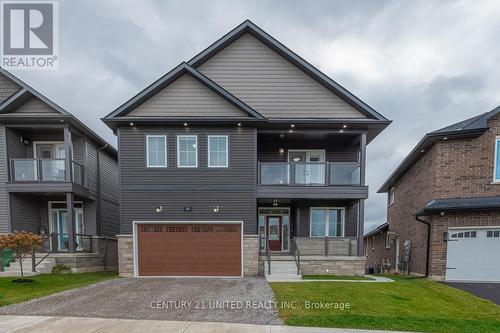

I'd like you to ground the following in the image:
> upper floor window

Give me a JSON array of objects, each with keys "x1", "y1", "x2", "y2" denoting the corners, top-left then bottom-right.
[
  {"x1": 208, "y1": 135, "x2": 228, "y2": 168},
  {"x1": 388, "y1": 186, "x2": 395, "y2": 206},
  {"x1": 146, "y1": 135, "x2": 167, "y2": 168},
  {"x1": 494, "y1": 138, "x2": 500, "y2": 181},
  {"x1": 177, "y1": 135, "x2": 198, "y2": 168},
  {"x1": 310, "y1": 208, "x2": 344, "y2": 237},
  {"x1": 385, "y1": 232, "x2": 391, "y2": 248}
]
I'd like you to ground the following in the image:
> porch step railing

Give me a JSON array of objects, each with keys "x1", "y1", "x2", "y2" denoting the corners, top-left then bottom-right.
[
  {"x1": 290, "y1": 238, "x2": 301, "y2": 275},
  {"x1": 40, "y1": 233, "x2": 96, "y2": 254}
]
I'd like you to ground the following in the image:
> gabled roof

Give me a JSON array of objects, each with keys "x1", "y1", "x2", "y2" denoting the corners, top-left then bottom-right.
[
  {"x1": 378, "y1": 106, "x2": 500, "y2": 193},
  {"x1": 188, "y1": 20, "x2": 388, "y2": 121},
  {"x1": 0, "y1": 68, "x2": 117, "y2": 157},
  {"x1": 364, "y1": 222, "x2": 389, "y2": 238},
  {"x1": 417, "y1": 196, "x2": 500, "y2": 215},
  {"x1": 103, "y1": 62, "x2": 264, "y2": 120},
  {"x1": 0, "y1": 68, "x2": 69, "y2": 115}
]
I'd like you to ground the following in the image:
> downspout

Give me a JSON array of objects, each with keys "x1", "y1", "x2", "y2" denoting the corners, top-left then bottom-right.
[{"x1": 415, "y1": 213, "x2": 431, "y2": 278}]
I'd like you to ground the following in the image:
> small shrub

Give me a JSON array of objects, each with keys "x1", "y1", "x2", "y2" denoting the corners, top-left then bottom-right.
[
  {"x1": 0, "y1": 232, "x2": 43, "y2": 281},
  {"x1": 52, "y1": 264, "x2": 72, "y2": 274}
]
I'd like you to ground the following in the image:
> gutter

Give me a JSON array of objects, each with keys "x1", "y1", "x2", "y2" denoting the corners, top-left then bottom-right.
[{"x1": 415, "y1": 213, "x2": 431, "y2": 278}]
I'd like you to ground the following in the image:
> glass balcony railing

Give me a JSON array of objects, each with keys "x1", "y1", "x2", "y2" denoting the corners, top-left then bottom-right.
[
  {"x1": 258, "y1": 162, "x2": 361, "y2": 186},
  {"x1": 10, "y1": 158, "x2": 85, "y2": 186}
]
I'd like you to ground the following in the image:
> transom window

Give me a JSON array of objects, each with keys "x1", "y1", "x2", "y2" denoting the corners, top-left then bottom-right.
[
  {"x1": 310, "y1": 208, "x2": 344, "y2": 237},
  {"x1": 208, "y1": 135, "x2": 228, "y2": 167},
  {"x1": 487, "y1": 230, "x2": 500, "y2": 238},
  {"x1": 177, "y1": 135, "x2": 198, "y2": 168},
  {"x1": 146, "y1": 135, "x2": 167, "y2": 167},
  {"x1": 451, "y1": 231, "x2": 477, "y2": 238}
]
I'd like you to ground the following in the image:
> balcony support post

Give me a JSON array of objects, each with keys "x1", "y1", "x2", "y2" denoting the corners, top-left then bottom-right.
[
  {"x1": 66, "y1": 192, "x2": 76, "y2": 253},
  {"x1": 64, "y1": 126, "x2": 73, "y2": 183},
  {"x1": 357, "y1": 133, "x2": 367, "y2": 256}
]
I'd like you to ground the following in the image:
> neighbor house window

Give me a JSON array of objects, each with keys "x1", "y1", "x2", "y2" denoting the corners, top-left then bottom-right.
[
  {"x1": 388, "y1": 186, "x2": 395, "y2": 206},
  {"x1": 310, "y1": 208, "x2": 344, "y2": 237},
  {"x1": 177, "y1": 135, "x2": 198, "y2": 167},
  {"x1": 146, "y1": 135, "x2": 167, "y2": 167},
  {"x1": 208, "y1": 135, "x2": 228, "y2": 167},
  {"x1": 494, "y1": 138, "x2": 500, "y2": 181},
  {"x1": 385, "y1": 232, "x2": 391, "y2": 248}
]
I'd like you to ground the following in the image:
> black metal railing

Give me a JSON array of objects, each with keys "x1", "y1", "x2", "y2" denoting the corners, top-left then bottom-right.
[
  {"x1": 40, "y1": 233, "x2": 95, "y2": 253},
  {"x1": 290, "y1": 238, "x2": 300, "y2": 275},
  {"x1": 10, "y1": 158, "x2": 85, "y2": 185},
  {"x1": 258, "y1": 162, "x2": 360, "y2": 186},
  {"x1": 264, "y1": 236, "x2": 271, "y2": 275}
]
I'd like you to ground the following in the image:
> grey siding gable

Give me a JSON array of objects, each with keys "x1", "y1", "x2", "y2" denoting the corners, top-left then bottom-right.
[
  {"x1": 0, "y1": 73, "x2": 20, "y2": 103},
  {"x1": 6, "y1": 96, "x2": 60, "y2": 114},
  {"x1": 198, "y1": 33, "x2": 366, "y2": 119},
  {"x1": 127, "y1": 73, "x2": 249, "y2": 118}
]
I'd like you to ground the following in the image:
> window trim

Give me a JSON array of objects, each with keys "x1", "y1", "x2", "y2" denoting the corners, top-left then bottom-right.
[
  {"x1": 494, "y1": 137, "x2": 500, "y2": 182},
  {"x1": 207, "y1": 135, "x2": 229, "y2": 168},
  {"x1": 388, "y1": 186, "x2": 395, "y2": 206},
  {"x1": 384, "y1": 232, "x2": 391, "y2": 249},
  {"x1": 146, "y1": 135, "x2": 167, "y2": 168},
  {"x1": 309, "y1": 207, "x2": 345, "y2": 237},
  {"x1": 177, "y1": 135, "x2": 198, "y2": 168}
]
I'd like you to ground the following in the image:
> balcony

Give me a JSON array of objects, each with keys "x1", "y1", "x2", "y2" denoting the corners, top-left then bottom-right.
[
  {"x1": 257, "y1": 162, "x2": 367, "y2": 199},
  {"x1": 7, "y1": 158, "x2": 88, "y2": 197}
]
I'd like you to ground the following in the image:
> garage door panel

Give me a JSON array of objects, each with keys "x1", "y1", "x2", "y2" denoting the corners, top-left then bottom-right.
[
  {"x1": 138, "y1": 223, "x2": 241, "y2": 276},
  {"x1": 446, "y1": 228, "x2": 500, "y2": 282}
]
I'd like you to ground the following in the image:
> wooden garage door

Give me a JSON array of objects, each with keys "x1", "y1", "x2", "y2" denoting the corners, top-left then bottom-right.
[{"x1": 137, "y1": 223, "x2": 241, "y2": 276}]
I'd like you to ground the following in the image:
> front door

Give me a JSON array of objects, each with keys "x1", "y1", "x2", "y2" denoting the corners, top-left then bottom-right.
[
  {"x1": 50, "y1": 207, "x2": 84, "y2": 251},
  {"x1": 266, "y1": 216, "x2": 282, "y2": 251},
  {"x1": 288, "y1": 150, "x2": 325, "y2": 184}
]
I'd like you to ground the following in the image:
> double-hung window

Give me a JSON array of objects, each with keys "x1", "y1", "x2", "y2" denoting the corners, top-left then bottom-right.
[
  {"x1": 208, "y1": 135, "x2": 228, "y2": 168},
  {"x1": 310, "y1": 208, "x2": 345, "y2": 237},
  {"x1": 494, "y1": 138, "x2": 500, "y2": 182},
  {"x1": 177, "y1": 135, "x2": 198, "y2": 168},
  {"x1": 146, "y1": 135, "x2": 167, "y2": 167}
]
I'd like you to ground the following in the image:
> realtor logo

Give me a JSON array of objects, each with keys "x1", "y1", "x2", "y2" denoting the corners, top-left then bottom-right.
[{"x1": 1, "y1": 1, "x2": 59, "y2": 69}]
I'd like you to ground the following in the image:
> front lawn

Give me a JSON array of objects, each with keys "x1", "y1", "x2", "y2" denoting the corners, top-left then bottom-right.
[
  {"x1": 271, "y1": 277, "x2": 500, "y2": 333},
  {"x1": 0, "y1": 272, "x2": 117, "y2": 307}
]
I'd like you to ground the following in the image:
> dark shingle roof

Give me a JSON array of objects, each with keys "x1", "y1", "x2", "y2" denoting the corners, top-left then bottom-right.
[
  {"x1": 378, "y1": 106, "x2": 500, "y2": 193},
  {"x1": 417, "y1": 196, "x2": 500, "y2": 215},
  {"x1": 364, "y1": 223, "x2": 389, "y2": 238}
]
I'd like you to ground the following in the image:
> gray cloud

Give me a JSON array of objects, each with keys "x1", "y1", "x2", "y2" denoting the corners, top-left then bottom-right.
[{"x1": 9, "y1": 0, "x2": 500, "y2": 231}]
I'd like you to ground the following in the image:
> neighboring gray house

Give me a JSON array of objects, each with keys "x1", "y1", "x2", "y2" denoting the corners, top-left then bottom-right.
[
  {"x1": 103, "y1": 20, "x2": 390, "y2": 278},
  {"x1": 0, "y1": 68, "x2": 119, "y2": 273}
]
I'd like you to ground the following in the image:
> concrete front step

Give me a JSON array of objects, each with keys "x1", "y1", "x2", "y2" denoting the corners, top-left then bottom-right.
[{"x1": 3, "y1": 258, "x2": 56, "y2": 274}]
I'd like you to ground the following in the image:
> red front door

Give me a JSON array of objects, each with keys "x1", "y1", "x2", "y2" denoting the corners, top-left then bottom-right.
[{"x1": 266, "y1": 216, "x2": 282, "y2": 251}]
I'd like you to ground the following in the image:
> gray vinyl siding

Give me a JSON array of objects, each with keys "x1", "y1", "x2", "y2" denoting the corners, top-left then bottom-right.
[
  {"x1": 0, "y1": 73, "x2": 20, "y2": 102},
  {"x1": 119, "y1": 126, "x2": 257, "y2": 234},
  {"x1": 6, "y1": 128, "x2": 27, "y2": 160},
  {"x1": 257, "y1": 134, "x2": 359, "y2": 163},
  {"x1": 86, "y1": 141, "x2": 99, "y2": 195},
  {"x1": 127, "y1": 74, "x2": 248, "y2": 118},
  {"x1": 100, "y1": 198, "x2": 119, "y2": 237},
  {"x1": 198, "y1": 33, "x2": 365, "y2": 119},
  {"x1": 8, "y1": 96, "x2": 59, "y2": 114},
  {"x1": 98, "y1": 150, "x2": 119, "y2": 237},
  {"x1": 295, "y1": 200, "x2": 358, "y2": 238},
  {"x1": 83, "y1": 199, "x2": 97, "y2": 235},
  {"x1": 9, "y1": 194, "x2": 41, "y2": 233},
  {"x1": 72, "y1": 137, "x2": 86, "y2": 165},
  {"x1": 0, "y1": 125, "x2": 9, "y2": 232}
]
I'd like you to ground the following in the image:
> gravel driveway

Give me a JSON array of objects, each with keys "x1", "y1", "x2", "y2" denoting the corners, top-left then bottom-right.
[{"x1": 0, "y1": 277, "x2": 282, "y2": 325}]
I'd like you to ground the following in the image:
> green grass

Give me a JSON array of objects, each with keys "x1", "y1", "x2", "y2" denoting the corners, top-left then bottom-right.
[
  {"x1": 0, "y1": 272, "x2": 117, "y2": 307},
  {"x1": 302, "y1": 275, "x2": 373, "y2": 281},
  {"x1": 271, "y1": 277, "x2": 500, "y2": 333}
]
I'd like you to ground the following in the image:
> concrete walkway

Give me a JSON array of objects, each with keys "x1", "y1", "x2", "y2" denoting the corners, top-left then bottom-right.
[
  {"x1": 0, "y1": 315, "x2": 412, "y2": 333},
  {"x1": 267, "y1": 275, "x2": 394, "y2": 283}
]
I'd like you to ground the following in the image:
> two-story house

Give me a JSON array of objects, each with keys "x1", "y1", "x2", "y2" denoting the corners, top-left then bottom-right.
[
  {"x1": 371, "y1": 108, "x2": 500, "y2": 282},
  {"x1": 103, "y1": 20, "x2": 390, "y2": 278},
  {"x1": 0, "y1": 69, "x2": 119, "y2": 273}
]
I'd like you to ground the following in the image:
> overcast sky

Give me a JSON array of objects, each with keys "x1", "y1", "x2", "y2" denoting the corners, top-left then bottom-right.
[{"x1": 12, "y1": 0, "x2": 500, "y2": 231}]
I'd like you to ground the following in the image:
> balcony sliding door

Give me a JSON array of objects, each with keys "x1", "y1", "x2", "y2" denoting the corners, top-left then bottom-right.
[{"x1": 288, "y1": 150, "x2": 325, "y2": 185}]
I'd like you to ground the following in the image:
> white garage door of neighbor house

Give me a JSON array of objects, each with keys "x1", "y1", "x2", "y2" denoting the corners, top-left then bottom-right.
[{"x1": 446, "y1": 228, "x2": 500, "y2": 282}]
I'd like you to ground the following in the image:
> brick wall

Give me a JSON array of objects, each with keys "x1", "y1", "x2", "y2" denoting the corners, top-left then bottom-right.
[
  {"x1": 117, "y1": 235, "x2": 133, "y2": 277},
  {"x1": 364, "y1": 231, "x2": 395, "y2": 271}
]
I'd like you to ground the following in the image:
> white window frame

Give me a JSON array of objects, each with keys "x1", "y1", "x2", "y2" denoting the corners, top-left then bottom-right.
[
  {"x1": 493, "y1": 137, "x2": 500, "y2": 182},
  {"x1": 388, "y1": 186, "x2": 395, "y2": 206},
  {"x1": 309, "y1": 207, "x2": 345, "y2": 237},
  {"x1": 208, "y1": 135, "x2": 229, "y2": 168},
  {"x1": 146, "y1": 135, "x2": 167, "y2": 168},
  {"x1": 177, "y1": 135, "x2": 198, "y2": 168},
  {"x1": 372, "y1": 236, "x2": 375, "y2": 250},
  {"x1": 385, "y1": 232, "x2": 391, "y2": 249}
]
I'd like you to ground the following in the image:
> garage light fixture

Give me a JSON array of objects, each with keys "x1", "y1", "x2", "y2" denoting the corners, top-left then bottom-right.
[
  {"x1": 155, "y1": 206, "x2": 163, "y2": 213},
  {"x1": 213, "y1": 205, "x2": 220, "y2": 213}
]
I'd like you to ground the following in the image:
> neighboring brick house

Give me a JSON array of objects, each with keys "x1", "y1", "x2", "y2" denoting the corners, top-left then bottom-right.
[
  {"x1": 363, "y1": 223, "x2": 393, "y2": 273},
  {"x1": 372, "y1": 108, "x2": 500, "y2": 282}
]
